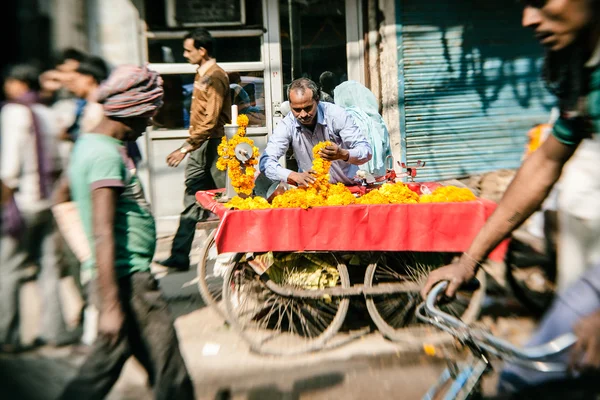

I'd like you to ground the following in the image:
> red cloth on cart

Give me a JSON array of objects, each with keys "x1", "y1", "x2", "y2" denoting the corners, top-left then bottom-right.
[{"x1": 196, "y1": 189, "x2": 509, "y2": 261}]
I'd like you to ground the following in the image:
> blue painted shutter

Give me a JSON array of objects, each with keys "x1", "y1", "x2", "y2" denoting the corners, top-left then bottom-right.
[{"x1": 399, "y1": 0, "x2": 556, "y2": 181}]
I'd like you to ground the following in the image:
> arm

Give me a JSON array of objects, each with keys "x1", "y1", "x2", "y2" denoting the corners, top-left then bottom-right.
[
  {"x1": 53, "y1": 176, "x2": 71, "y2": 205},
  {"x1": 166, "y1": 75, "x2": 228, "y2": 167},
  {"x1": 421, "y1": 134, "x2": 578, "y2": 298},
  {"x1": 319, "y1": 109, "x2": 372, "y2": 164},
  {"x1": 92, "y1": 186, "x2": 124, "y2": 343},
  {"x1": 1, "y1": 180, "x2": 13, "y2": 205},
  {"x1": 570, "y1": 310, "x2": 600, "y2": 371}
]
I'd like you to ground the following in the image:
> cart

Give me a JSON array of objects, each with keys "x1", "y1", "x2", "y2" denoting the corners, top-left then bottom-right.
[{"x1": 195, "y1": 189, "x2": 508, "y2": 356}]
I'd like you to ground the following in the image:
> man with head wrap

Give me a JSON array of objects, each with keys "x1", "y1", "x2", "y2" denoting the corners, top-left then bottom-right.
[{"x1": 60, "y1": 65, "x2": 194, "y2": 400}]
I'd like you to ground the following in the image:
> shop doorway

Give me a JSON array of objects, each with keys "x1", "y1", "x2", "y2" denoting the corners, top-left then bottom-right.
[{"x1": 276, "y1": 0, "x2": 364, "y2": 101}]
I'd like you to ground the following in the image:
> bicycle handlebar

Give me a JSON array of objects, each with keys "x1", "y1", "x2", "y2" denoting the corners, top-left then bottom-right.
[{"x1": 421, "y1": 281, "x2": 577, "y2": 371}]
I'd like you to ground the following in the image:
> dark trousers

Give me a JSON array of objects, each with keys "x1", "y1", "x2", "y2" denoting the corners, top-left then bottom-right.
[
  {"x1": 61, "y1": 272, "x2": 194, "y2": 400},
  {"x1": 169, "y1": 138, "x2": 225, "y2": 266}
]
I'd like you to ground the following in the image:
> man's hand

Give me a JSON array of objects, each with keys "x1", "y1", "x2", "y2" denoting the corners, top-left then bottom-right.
[
  {"x1": 1, "y1": 181, "x2": 13, "y2": 206},
  {"x1": 166, "y1": 145, "x2": 193, "y2": 168},
  {"x1": 420, "y1": 255, "x2": 479, "y2": 299},
  {"x1": 53, "y1": 176, "x2": 71, "y2": 205},
  {"x1": 569, "y1": 310, "x2": 600, "y2": 371},
  {"x1": 98, "y1": 301, "x2": 125, "y2": 346},
  {"x1": 318, "y1": 143, "x2": 350, "y2": 162},
  {"x1": 288, "y1": 171, "x2": 316, "y2": 187}
]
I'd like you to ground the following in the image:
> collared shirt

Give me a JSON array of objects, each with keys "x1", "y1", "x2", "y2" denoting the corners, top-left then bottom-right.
[
  {"x1": 259, "y1": 102, "x2": 372, "y2": 185},
  {"x1": 554, "y1": 38, "x2": 600, "y2": 219},
  {"x1": 188, "y1": 59, "x2": 231, "y2": 148}
]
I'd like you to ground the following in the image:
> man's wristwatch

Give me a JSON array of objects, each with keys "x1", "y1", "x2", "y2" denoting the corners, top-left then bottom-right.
[{"x1": 180, "y1": 146, "x2": 190, "y2": 154}]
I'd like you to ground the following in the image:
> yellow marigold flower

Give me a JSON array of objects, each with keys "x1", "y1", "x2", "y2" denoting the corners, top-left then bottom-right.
[
  {"x1": 237, "y1": 114, "x2": 250, "y2": 128},
  {"x1": 225, "y1": 196, "x2": 271, "y2": 210},
  {"x1": 419, "y1": 186, "x2": 476, "y2": 203},
  {"x1": 356, "y1": 190, "x2": 390, "y2": 205},
  {"x1": 325, "y1": 192, "x2": 355, "y2": 206},
  {"x1": 420, "y1": 194, "x2": 434, "y2": 203},
  {"x1": 378, "y1": 182, "x2": 419, "y2": 204},
  {"x1": 216, "y1": 158, "x2": 228, "y2": 171}
]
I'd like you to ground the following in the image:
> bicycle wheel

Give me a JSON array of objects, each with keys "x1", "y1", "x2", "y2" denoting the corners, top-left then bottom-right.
[
  {"x1": 365, "y1": 252, "x2": 486, "y2": 345},
  {"x1": 223, "y1": 251, "x2": 350, "y2": 356},
  {"x1": 197, "y1": 229, "x2": 241, "y2": 317}
]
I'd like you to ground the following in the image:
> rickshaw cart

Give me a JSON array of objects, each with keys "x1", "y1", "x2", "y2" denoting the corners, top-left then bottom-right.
[{"x1": 195, "y1": 189, "x2": 508, "y2": 356}]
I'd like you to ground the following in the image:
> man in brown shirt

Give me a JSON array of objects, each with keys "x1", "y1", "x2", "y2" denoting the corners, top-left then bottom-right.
[{"x1": 159, "y1": 28, "x2": 231, "y2": 271}]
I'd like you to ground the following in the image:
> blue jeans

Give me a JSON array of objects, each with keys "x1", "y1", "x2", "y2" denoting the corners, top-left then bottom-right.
[{"x1": 498, "y1": 263, "x2": 600, "y2": 393}]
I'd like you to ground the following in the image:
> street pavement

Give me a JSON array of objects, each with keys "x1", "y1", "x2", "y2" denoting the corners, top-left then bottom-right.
[{"x1": 1, "y1": 229, "x2": 535, "y2": 400}]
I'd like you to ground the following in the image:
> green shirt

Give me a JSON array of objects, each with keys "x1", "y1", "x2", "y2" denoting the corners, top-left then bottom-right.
[
  {"x1": 552, "y1": 62, "x2": 600, "y2": 145},
  {"x1": 69, "y1": 134, "x2": 156, "y2": 279}
]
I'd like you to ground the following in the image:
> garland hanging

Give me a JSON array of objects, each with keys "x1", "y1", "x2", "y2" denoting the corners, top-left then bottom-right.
[{"x1": 216, "y1": 114, "x2": 259, "y2": 195}]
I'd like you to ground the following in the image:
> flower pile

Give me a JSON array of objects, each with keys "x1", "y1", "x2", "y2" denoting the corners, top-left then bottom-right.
[
  {"x1": 216, "y1": 114, "x2": 259, "y2": 195},
  {"x1": 420, "y1": 186, "x2": 476, "y2": 203},
  {"x1": 223, "y1": 139, "x2": 476, "y2": 210},
  {"x1": 357, "y1": 182, "x2": 420, "y2": 205},
  {"x1": 270, "y1": 141, "x2": 359, "y2": 209}
]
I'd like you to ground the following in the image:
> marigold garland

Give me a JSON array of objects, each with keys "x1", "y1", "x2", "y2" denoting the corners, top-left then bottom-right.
[{"x1": 217, "y1": 114, "x2": 259, "y2": 195}]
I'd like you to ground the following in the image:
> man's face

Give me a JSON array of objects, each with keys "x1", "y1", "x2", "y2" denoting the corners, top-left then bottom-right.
[
  {"x1": 3, "y1": 79, "x2": 29, "y2": 100},
  {"x1": 183, "y1": 38, "x2": 205, "y2": 65},
  {"x1": 56, "y1": 59, "x2": 80, "y2": 92},
  {"x1": 70, "y1": 72, "x2": 95, "y2": 99},
  {"x1": 289, "y1": 89, "x2": 318, "y2": 127},
  {"x1": 522, "y1": 0, "x2": 593, "y2": 51}
]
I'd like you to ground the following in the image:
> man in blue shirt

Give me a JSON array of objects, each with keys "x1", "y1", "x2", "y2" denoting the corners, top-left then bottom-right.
[{"x1": 259, "y1": 78, "x2": 372, "y2": 187}]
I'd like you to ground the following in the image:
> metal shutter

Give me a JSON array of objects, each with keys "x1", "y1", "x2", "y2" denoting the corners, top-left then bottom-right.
[{"x1": 399, "y1": 0, "x2": 556, "y2": 181}]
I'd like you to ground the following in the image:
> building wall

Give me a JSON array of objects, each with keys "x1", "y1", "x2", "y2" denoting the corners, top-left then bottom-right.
[
  {"x1": 393, "y1": 0, "x2": 554, "y2": 181},
  {"x1": 366, "y1": 0, "x2": 402, "y2": 170},
  {"x1": 86, "y1": 0, "x2": 144, "y2": 65},
  {"x1": 51, "y1": 0, "x2": 88, "y2": 52}
]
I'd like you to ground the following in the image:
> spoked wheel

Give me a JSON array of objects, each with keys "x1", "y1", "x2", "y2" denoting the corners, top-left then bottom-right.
[
  {"x1": 223, "y1": 251, "x2": 350, "y2": 356},
  {"x1": 364, "y1": 252, "x2": 486, "y2": 346},
  {"x1": 197, "y1": 229, "x2": 241, "y2": 317}
]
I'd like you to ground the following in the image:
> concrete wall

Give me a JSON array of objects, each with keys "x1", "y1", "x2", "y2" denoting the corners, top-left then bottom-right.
[
  {"x1": 366, "y1": 0, "x2": 401, "y2": 169},
  {"x1": 86, "y1": 0, "x2": 144, "y2": 65},
  {"x1": 50, "y1": 0, "x2": 88, "y2": 52}
]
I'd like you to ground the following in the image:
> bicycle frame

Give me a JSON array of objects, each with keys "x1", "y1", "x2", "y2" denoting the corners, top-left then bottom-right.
[{"x1": 417, "y1": 281, "x2": 577, "y2": 400}]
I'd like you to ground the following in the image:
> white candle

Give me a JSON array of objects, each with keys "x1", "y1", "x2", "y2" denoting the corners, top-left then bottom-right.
[{"x1": 231, "y1": 105, "x2": 238, "y2": 125}]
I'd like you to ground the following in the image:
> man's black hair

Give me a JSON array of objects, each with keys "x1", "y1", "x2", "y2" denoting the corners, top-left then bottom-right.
[
  {"x1": 184, "y1": 28, "x2": 214, "y2": 56},
  {"x1": 319, "y1": 71, "x2": 337, "y2": 94},
  {"x1": 55, "y1": 48, "x2": 87, "y2": 66},
  {"x1": 76, "y1": 56, "x2": 110, "y2": 84},
  {"x1": 4, "y1": 64, "x2": 41, "y2": 91}
]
